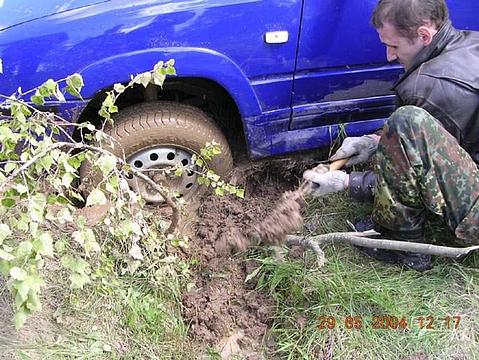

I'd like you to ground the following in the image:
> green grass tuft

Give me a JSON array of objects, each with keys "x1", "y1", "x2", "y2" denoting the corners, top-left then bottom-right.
[{"x1": 253, "y1": 192, "x2": 479, "y2": 360}]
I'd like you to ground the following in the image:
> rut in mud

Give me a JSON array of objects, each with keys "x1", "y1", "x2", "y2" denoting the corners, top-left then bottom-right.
[{"x1": 182, "y1": 158, "x2": 314, "y2": 354}]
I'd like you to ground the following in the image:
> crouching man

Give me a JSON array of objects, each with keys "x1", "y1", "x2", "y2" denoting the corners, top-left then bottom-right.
[{"x1": 304, "y1": 0, "x2": 479, "y2": 271}]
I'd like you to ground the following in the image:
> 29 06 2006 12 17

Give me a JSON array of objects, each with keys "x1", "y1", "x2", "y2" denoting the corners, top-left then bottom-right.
[{"x1": 1, "y1": 0, "x2": 478, "y2": 202}]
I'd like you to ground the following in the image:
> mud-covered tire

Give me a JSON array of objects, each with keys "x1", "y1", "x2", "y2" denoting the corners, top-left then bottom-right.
[{"x1": 80, "y1": 102, "x2": 233, "y2": 202}]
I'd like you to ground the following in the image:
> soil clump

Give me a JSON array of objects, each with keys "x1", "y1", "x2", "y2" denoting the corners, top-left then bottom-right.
[{"x1": 182, "y1": 159, "x2": 312, "y2": 356}]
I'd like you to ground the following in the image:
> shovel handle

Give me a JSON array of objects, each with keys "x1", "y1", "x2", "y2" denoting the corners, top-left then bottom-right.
[
  {"x1": 300, "y1": 157, "x2": 349, "y2": 195},
  {"x1": 329, "y1": 158, "x2": 348, "y2": 171}
]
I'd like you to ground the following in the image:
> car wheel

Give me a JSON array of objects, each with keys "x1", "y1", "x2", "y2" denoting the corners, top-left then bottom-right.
[{"x1": 80, "y1": 101, "x2": 233, "y2": 203}]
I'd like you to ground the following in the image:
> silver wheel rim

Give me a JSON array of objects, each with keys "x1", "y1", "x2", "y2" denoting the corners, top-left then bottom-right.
[{"x1": 127, "y1": 146, "x2": 199, "y2": 203}]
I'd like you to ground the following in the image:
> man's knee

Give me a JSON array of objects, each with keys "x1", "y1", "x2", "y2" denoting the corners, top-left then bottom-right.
[{"x1": 386, "y1": 106, "x2": 434, "y2": 134}]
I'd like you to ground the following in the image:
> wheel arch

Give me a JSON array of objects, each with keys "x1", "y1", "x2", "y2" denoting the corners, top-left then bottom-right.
[{"x1": 76, "y1": 48, "x2": 258, "y2": 157}]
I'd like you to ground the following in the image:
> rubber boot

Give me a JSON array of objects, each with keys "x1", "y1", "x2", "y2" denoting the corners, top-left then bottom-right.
[{"x1": 355, "y1": 217, "x2": 432, "y2": 272}]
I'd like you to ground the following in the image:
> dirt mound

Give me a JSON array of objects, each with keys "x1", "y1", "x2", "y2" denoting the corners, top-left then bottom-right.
[{"x1": 182, "y1": 159, "x2": 311, "y2": 356}]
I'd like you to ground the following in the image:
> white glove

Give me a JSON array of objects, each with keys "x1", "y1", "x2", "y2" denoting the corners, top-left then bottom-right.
[
  {"x1": 330, "y1": 135, "x2": 380, "y2": 166},
  {"x1": 303, "y1": 170, "x2": 348, "y2": 197}
]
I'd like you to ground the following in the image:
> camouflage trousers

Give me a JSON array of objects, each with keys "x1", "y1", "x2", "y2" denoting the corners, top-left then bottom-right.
[{"x1": 372, "y1": 106, "x2": 479, "y2": 245}]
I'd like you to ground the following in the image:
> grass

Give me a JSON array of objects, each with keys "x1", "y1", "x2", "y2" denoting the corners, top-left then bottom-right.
[
  {"x1": 1, "y1": 252, "x2": 195, "y2": 360},
  {"x1": 251, "y1": 192, "x2": 479, "y2": 360},
  {"x1": 2, "y1": 174, "x2": 478, "y2": 359}
]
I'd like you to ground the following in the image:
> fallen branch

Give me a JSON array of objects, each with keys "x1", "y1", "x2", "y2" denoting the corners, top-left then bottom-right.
[
  {"x1": 286, "y1": 232, "x2": 479, "y2": 258},
  {"x1": 283, "y1": 236, "x2": 327, "y2": 266}
]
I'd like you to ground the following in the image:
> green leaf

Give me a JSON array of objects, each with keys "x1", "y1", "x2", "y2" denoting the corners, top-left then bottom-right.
[
  {"x1": 97, "y1": 155, "x2": 117, "y2": 175},
  {"x1": 15, "y1": 218, "x2": 29, "y2": 232},
  {"x1": 152, "y1": 72, "x2": 166, "y2": 86},
  {"x1": 72, "y1": 230, "x2": 85, "y2": 245},
  {"x1": 30, "y1": 94, "x2": 45, "y2": 106},
  {"x1": 135, "y1": 72, "x2": 152, "y2": 88},
  {"x1": 207, "y1": 171, "x2": 220, "y2": 182},
  {"x1": 62, "y1": 172, "x2": 75, "y2": 188},
  {"x1": 44, "y1": 79, "x2": 57, "y2": 96},
  {"x1": 235, "y1": 188, "x2": 245, "y2": 198},
  {"x1": 59, "y1": 153, "x2": 77, "y2": 174},
  {"x1": 153, "y1": 61, "x2": 164, "y2": 72},
  {"x1": 67, "y1": 73, "x2": 84, "y2": 89},
  {"x1": 174, "y1": 167, "x2": 183, "y2": 177},
  {"x1": 166, "y1": 66, "x2": 176, "y2": 75},
  {"x1": 38, "y1": 85, "x2": 50, "y2": 97},
  {"x1": 0, "y1": 124, "x2": 14, "y2": 142},
  {"x1": 65, "y1": 85, "x2": 80, "y2": 98},
  {"x1": 25, "y1": 292, "x2": 41, "y2": 312},
  {"x1": 66, "y1": 73, "x2": 84, "y2": 98},
  {"x1": 69, "y1": 191, "x2": 84, "y2": 202},
  {"x1": 16, "y1": 241, "x2": 33, "y2": 258},
  {"x1": 33, "y1": 232, "x2": 54, "y2": 257},
  {"x1": 14, "y1": 310, "x2": 28, "y2": 329},
  {"x1": 86, "y1": 189, "x2": 107, "y2": 207},
  {"x1": 197, "y1": 176, "x2": 210, "y2": 187},
  {"x1": 103, "y1": 92, "x2": 115, "y2": 107},
  {"x1": 55, "y1": 88, "x2": 66, "y2": 102},
  {"x1": 10, "y1": 267, "x2": 27, "y2": 281},
  {"x1": 0, "y1": 248, "x2": 14, "y2": 261},
  {"x1": 29, "y1": 193, "x2": 47, "y2": 223},
  {"x1": 13, "y1": 279, "x2": 30, "y2": 302},
  {"x1": 29, "y1": 222, "x2": 39, "y2": 237},
  {"x1": 39, "y1": 155, "x2": 53, "y2": 172},
  {"x1": 61, "y1": 255, "x2": 90, "y2": 273},
  {"x1": 214, "y1": 187, "x2": 225, "y2": 196},
  {"x1": 99, "y1": 92, "x2": 118, "y2": 117},
  {"x1": 69, "y1": 272, "x2": 90, "y2": 289},
  {"x1": 4, "y1": 162, "x2": 17, "y2": 173},
  {"x1": 57, "y1": 207, "x2": 73, "y2": 223},
  {"x1": 113, "y1": 83, "x2": 126, "y2": 94},
  {"x1": 0, "y1": 223, "x2": 12, "y2": 244},
  {"x1": 15, "y1": 184, "x2": 28, "y2": 194}
]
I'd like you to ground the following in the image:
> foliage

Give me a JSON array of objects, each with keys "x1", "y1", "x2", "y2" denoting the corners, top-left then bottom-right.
[{"x1": 0, "y1": 58, "x2": 241, "y2": 329}]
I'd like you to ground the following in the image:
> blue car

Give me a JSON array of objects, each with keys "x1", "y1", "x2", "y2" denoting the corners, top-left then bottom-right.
[{"x1": 1, "y1": 0, "x2": 478, "y2": 201}]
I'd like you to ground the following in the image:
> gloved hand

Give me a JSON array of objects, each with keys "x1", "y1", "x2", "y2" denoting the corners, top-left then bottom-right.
[
  {"x1": 330, "y1": 134, "x2": 380, "y2": 166},
  {"x1": 303, "y1": 169, "x2": 349, "y2": 197}
]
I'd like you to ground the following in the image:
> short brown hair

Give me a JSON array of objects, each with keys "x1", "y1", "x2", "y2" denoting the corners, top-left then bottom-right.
[{"x1": 371, "y1": 0, "x2": 449, "y2": 40}]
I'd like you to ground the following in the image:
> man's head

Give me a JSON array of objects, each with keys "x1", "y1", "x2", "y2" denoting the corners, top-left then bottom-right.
[{"x1": 372, "y1": 0, "x2": 450, "y2": 70}]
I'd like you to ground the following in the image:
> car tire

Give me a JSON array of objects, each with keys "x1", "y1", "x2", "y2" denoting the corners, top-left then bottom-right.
[{"x1": 79, "y1": 101, "x2": 233, "y2": 203}]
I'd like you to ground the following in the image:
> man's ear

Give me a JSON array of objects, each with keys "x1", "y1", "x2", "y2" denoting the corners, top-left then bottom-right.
[{"x1": 417, "y1": 26, "x2": 437, "y2": 46}]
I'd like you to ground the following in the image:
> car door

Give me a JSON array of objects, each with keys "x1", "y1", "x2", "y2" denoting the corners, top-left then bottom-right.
[
  {"x1": 290, "y1": 0, "x2": 400, "y2": 133},
  {"x1": 290, "y1": 0, "x2": 479, "y2": 133}
]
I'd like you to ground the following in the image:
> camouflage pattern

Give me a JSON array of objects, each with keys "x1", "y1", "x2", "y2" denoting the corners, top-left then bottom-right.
[{"x1": 372, "y1": 106, "x2": 479, "y2": 245}]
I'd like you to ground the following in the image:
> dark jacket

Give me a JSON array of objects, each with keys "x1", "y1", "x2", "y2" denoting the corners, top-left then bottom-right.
[
  {"x1": 350, "y1": 21, "x2": 479, "y2": 202},
  {"x1": 394, "y1": 20, "x2": 479, "y2": 163}
]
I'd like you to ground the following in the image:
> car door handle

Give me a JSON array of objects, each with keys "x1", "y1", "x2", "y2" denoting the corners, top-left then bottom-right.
[{"x1": 264, "y1": 31, "x2": 289, "y2": 44}]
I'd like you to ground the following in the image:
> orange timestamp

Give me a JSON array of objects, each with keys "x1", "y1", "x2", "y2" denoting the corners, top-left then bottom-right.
[{"x1": 317, "y1": 315, "x2": 462, "y2": 331}]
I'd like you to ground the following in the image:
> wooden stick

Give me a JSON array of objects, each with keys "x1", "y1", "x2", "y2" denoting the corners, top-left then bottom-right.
[
  {"x1": 329, "y1": 158, "x2": 348, "y2": 171},
  {"x1": 286, "y1": 233, "x2": 479, "y2": 258}
]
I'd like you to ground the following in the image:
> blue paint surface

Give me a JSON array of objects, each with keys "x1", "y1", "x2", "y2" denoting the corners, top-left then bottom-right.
[{"x1": 0, "y1": 0, "x2": 478, "y2": 158}]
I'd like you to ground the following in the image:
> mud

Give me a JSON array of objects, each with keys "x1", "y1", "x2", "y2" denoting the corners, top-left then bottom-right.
[{"x1": 182, "y1": 159, "x2": 312, "y2": 355}]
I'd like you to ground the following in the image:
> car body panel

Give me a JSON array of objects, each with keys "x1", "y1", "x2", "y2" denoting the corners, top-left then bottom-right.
[
  {"x1": 1, "y1": 0, "x2": 478, "y2": 159},
  {"x1": 0, "y1": 0, "x2": 110, "y2": 31}
]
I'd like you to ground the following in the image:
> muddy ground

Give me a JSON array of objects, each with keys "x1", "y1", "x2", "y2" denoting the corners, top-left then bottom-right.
[
  {"x1": 0, "y1": 157, "x2": 316, "y2": 359},
  {"x1": 182, "y1": 158, "x2": 313, "y2": 358}
]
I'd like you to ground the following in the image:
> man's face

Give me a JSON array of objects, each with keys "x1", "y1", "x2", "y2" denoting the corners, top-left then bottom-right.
[{"x1": 378, "y1": 22, "x2": 425, "y2": 70}]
